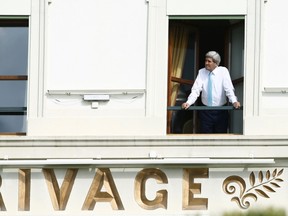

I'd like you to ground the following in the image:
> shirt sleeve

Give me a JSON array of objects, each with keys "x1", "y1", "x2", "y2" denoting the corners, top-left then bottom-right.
[
  {"x1": 186, "y1": 72, "x2": 203, "y2": 105},
  {"x1": 223, "y1": 68, "x2": 238, "y2": 104}
]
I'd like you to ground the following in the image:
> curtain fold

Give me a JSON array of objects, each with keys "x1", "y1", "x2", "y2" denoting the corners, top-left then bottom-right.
[
  {"x1": 167, "y1": 24, "x2": 189, "y2": 133},
  {"x1": 169, "y1": 25, "x2": 189, "y2": 106}
]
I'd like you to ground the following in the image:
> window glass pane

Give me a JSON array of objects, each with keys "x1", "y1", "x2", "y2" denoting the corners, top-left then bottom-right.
[
  {"x1": 0, "y1": 116, "x2": 26, "y2": 133},
  {"x1": 0, "y1": 19, "x2": 28, "y2": 134},
  {"x1": 0, "y1": 81, "x2": 27, "y2": 107},
  {"x1": 0, "y1": 81, "x2": 26, "y2": 133},
  {"x1": 0, "y1": 26, "x2": 28, "y2": 75}
]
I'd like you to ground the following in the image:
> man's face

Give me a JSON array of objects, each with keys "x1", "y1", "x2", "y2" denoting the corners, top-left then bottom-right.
[{"x1": 205, "y1": 57, "x2": 217, "y2": 72}]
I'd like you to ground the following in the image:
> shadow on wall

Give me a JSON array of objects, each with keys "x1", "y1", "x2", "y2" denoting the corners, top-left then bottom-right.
[{"x1": 223, "y1": 207, "x2": 286, "y2": 216}]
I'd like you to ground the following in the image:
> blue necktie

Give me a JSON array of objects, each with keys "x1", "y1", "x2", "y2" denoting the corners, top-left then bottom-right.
[{"x1": 208, "y1": 72, "x2": 213, "y2": 106}]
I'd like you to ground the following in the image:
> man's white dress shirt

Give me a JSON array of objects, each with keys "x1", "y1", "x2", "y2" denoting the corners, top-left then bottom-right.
[{"x1": 186, "y1": 66, "x2": 238, "y2": 106}]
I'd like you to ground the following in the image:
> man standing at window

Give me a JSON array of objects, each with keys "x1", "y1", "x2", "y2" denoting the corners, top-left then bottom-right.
[{"x1": 181, "y1": 51, "x2": 241, "y2": 133}]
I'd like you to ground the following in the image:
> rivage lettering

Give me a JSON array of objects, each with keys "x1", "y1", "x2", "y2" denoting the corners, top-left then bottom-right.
[{"x1": 0, "y1": 168, "x2": 208, "y2": 211}]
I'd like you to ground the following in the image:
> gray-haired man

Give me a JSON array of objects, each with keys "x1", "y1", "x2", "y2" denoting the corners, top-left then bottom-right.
[{"x1": 181, "y1": 51, "x2": 241, "y2": 133}]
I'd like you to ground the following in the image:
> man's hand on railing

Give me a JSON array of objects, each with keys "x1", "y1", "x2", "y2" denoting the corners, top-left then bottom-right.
[
  {"x1": 233, "y1": 101, "x2": 241, "y2": 109},
  {"x1": 181, "y1": 103, "x2": 191, "y2": 110}
]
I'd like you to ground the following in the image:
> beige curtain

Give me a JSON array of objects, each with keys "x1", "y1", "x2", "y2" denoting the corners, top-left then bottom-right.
[
  {"x1": 169, "y1": 25, "x2": 189, "y2": 106},
  {"x1": 167, "y1": 24, "x2": 189, "y2": 133}
]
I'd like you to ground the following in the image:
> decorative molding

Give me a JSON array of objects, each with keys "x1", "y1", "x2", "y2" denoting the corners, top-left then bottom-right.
[
  {"x1": 263, "y1": 87, "x2": 288, "y2": 93},
  {"x1": 223, "y1": 169, "x2": 284, "y2": 209}
]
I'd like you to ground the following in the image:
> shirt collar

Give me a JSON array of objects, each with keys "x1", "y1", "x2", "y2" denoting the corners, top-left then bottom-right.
[{"x1": 210, "y1": 66, "x2": 218, "y2": 75}]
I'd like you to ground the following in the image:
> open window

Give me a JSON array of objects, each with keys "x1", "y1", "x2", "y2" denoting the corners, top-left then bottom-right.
[
  {"x1": 0, "y1": 18, "x2": 28, "y2": 135},
  {"x1": 167, "y1": 17, "x2": 244, "y2": 134}
]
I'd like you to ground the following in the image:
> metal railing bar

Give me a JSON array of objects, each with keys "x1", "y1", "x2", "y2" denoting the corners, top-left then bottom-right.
[
  {"x1": 167, "y1": 106, "x2": 243, "y2": 111},
  {"x1": 0, "y1": 107, "x2": 27, "y2": 115}
]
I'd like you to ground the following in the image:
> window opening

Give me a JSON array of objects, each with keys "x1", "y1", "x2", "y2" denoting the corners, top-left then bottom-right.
[
  {"x1": 167, "y1": 18, "x2": 244, "y2": 135},
  {"x1": 0, "y1": 18, "x2": 28, "y2": 135}
]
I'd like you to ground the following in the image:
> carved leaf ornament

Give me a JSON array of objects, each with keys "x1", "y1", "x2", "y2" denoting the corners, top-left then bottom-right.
[{"x1": 222, "y1": 169, "x2": 284, "y2": 209}]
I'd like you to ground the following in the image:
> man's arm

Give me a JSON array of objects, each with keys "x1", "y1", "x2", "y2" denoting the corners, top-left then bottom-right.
[
  {"x1": 223, "y1": 69, "x2": 240, "y2": 107},
  {"x1": 182, "y1": 72, "x2": 203, "y2": 109}
]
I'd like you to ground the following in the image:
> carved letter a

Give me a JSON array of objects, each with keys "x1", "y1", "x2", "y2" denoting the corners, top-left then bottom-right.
[{"x1": 82, "y1": 168, "x2": 124, "y2": 210}]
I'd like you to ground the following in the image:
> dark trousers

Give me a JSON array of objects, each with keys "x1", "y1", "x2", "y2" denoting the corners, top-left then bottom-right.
[{"x1": 199, "y1": 110, "x2": 228, "y2": 133}]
